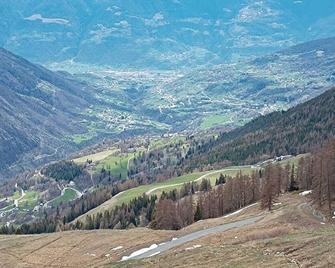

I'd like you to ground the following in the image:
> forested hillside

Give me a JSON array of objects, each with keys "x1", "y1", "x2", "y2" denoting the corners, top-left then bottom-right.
[
  {"x1": 126, "y1": 87, "x2": 335, "y2": 182},
  {"x1": 2, "y1": 138, "x2": 334, "y2": 234},
  {"x1": 184, "y1": 87, "x2": 335, "y2": 169}
]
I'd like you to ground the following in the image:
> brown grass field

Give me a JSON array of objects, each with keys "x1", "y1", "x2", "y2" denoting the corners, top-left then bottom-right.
[{"x1": 0, "y1": 193, "x2": 334, "y2": 268}]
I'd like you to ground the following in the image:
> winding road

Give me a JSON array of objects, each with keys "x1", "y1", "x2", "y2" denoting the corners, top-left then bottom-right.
[
  {"x1": 145, "y1": 167, "x2": 252, "y2": 195},
  {"x1": 122, "y1": 215, "x2": 263, "y2": 261}
]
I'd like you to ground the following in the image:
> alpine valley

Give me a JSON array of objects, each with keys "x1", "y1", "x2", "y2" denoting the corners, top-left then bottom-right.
[{"x1": 0, "y1": 1, "x2": 335, "y2": 268}]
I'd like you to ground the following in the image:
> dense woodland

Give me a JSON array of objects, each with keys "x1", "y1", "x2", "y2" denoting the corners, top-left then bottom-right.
[
  {"x1": 41, "y1": 161, "x2": 84, "y2": 182},
  {"x1": 183, "y1": 87, "x2": 335, "y2": 169},
  {"x1": 2, "y1": 139, "x2": 334, "y2": 234}
]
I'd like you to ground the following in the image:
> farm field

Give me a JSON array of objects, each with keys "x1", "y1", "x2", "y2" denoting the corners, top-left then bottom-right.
[
  {"x1": 18, "y1": 191, "x2": 39, "y2": 210},
  {"x1": 73, "y1": 149, "x2": 119, "y2": 164},
  {"x1": 200, "y1": 114, "x2": 233, "y2": 129},
  {"x1": 49, "y1": 188, "x2": 80, "y2": 208},
  {"x1": 95, "y1": 153, "x2": 135, "y2": 179}
]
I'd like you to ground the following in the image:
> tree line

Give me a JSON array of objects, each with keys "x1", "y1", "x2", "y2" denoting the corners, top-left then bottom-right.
[{"x1": 1, "y1": 139, "x2": 334, "y2": 234}]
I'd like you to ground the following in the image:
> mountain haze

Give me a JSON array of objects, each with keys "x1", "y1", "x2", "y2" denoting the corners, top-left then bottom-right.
[
  {"x1": 1, "y1": 0, "x2": 335, "y2": 68},
  {"x1": 1, "y1": 36, "x2": 335, "y2": 179}
]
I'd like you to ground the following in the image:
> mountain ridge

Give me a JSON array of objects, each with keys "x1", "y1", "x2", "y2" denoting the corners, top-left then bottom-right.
[{"x1": 0, "y1": 47, "x2": 95, "y2": 179}]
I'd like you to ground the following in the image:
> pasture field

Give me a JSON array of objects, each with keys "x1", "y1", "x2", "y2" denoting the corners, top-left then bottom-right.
[
  {"x1": 95, "y1": 153, "x2": 134, "y2": 179},
  {"x1": 73, "y1": 149, "x2": 119, "y2": 164},
  {"x1": 49, "y1": 188, "x2": 78, "y2": 207},
  {"x1": 18, "y1": 191, "x2": 39, "y2": 210},
  {"x1": 75, "y1": 165, "x2": 255, "y2": 223},
  {"x1": 200, "y1": 114, "x2": 232, "y2": 129}
]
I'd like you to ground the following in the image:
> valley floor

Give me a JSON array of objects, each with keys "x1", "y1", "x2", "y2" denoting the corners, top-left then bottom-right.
[{"x1": 0, "y1": 193, "x2": 334, "y2": 267}]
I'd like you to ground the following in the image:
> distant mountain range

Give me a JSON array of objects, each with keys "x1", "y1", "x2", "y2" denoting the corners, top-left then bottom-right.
[
  {"x1": 1, "y1": 0, "x2": 335, "y2": 69},
  {"x1": 1, "y1": 36, "x2": 335, "y2": 180}
]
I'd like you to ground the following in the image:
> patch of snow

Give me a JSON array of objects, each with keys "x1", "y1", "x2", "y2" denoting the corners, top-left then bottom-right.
[
  {"x1": 84, "y1": 253, "x2": 96, "y2": 257},
  {"x1": 148, "y1": 251, "x2": 160, "y2": 257},
  {"x1": 112, "y1": 246, "x2": 123, "y2": 251},
  {"x1": 273, "y1": 203, "x2": 282, "y2": 206},
  {"x1": 223, "y1": 203, "x2": 257, "y2": 218},
  {"x1": 105, "y1": 254, "x2": 111, "y2": 258},
  {"x1": 185, "y1": 245, "x2": 202, "y2": 251},
  {"x1": 321, "y1": 222, "x2": 325, "y2": 225},
  {"x1": 171, "y1": 237, "x2": 178, "y2": 241},
  {"x1": 121, "y1": 244, "x2": 158, "y2": 261},
  {"x1": 299, "y1": 190, "x2": 312, "y2": 196},
  {"x1": 316, "y1": 50, "x2": 325, "y2": 57},
  {"x1": 158, "y1": 242, "x2": 166, "y2": 246}
]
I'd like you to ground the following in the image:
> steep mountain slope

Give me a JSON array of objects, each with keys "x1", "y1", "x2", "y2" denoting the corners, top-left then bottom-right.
[
  {"x1": 1, "y1": 0, "x2": 335, "y2": 68},
  {"x1": 184, "y1": 86, "x2": 335, "y2": 168},
  {"x1": 0, "y1": 48, "x2": 173, "y2": 180},
  {"x1": 0, "y1": 48, "x2": 95, "y2": 179}
]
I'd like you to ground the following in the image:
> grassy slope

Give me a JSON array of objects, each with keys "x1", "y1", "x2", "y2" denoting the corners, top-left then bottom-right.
[
  {"x1": 74, "y1": 154, "x2": 303, "y2": 223},
  {"x1": 95, "y1": 153, "x2": 134, "y2": 179},
  {"x1": 149, "y1": 166, "x2": 254, "y2": 196},
  {"x1": 18, "y1": 191, "x2": 39, "y2": 210},
  {"x1": 200, "y1": 114, "x2": 232, "y2": 129},
  {"x1": 49, "y1": 188, "x2": 78, "y2": 207},
  {"x1": 74, "y1": 166, "x2": 254, "y2": 223},
  {"x1": 114, "y1": 194, "x2": 335, "y2": 268},
  {"x1": 74, "y1": 172, "x2": 206, "y2": 223},
  {"x1": 1, "y1": 194, "x2": 333, "y2": 267},
  {"x1": 115, "y1": 172, "x2": 206, "y2": 205},
  {"x1": 73, "y1": 149, "x2": 118, "y2": 164}
]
